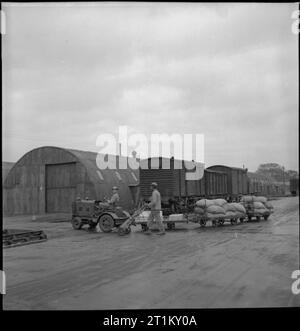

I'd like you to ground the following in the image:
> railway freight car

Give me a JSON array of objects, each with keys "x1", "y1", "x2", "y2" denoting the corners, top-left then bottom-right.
[
  {"x1": 204, "y1": 169, "x2": 228, "y2": 198},
  {"x1": 139, "y1": 157, "x2": 227, "y2": 214},
  {"x1": 290, "y1": 177, "x2": 299, "y2": 195},
  {"x1": 247, "y1": 172, "x2": 277, "y2": 196},
  {"x1": 207, "y1": 165, "x2": 248, "y2": 200}
]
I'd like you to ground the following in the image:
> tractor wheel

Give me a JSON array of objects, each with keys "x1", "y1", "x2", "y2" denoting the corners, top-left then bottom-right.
[
  {"x1": 98, "y1": 214, "x2": 115, "y2": 233},
  {"x1": 264, "y1": 215, "x2": 269, "y2": 220},
  {"x1": 71, "y1": 217, "x2": 83, "y2": 230}
]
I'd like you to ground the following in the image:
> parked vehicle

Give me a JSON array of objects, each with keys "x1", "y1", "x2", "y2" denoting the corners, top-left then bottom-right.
[{"x1": 71, "y1": 199, "x2": 130, "y2": 233}]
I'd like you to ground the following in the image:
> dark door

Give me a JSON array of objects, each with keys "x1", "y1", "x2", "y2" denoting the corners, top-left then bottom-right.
[{"x1": 46, "y1": 163, "x2": 76, "y2": 213}]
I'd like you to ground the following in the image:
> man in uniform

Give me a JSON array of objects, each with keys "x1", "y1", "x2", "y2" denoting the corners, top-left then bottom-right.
[
  {"x1": 145, "y1": 182, "x2": 165, "y2": 235},
  {"x1": 107, "y1": 186, "x2": 120, "y2": 208}
]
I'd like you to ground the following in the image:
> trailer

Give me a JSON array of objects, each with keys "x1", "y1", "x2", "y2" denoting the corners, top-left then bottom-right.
[
  {"x1": 191, "y1": 213, "x2": 246, "y2": 227},
  {"x1": 240, "y1": 197, "x2": 273, "y2": 221},
  {"x1": 134, "y1": 211, "x2": 189, "y2": 231},
  {"x1": 71, "y1": 199, "x2": 131, "y2": 233}
]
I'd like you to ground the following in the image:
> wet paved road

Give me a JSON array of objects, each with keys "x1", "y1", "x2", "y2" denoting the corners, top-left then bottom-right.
[{"x1": 3, "y1": 197, "x2": 300, "y2": 309}]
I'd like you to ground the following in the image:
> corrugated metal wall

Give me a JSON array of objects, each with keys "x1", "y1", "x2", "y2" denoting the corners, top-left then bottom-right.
[
  {"x1": 45, "y1": 163, "x2": 77, "y2": 213},
  {"x1": 207, "y1": 165, "x2": 247, "y2": 197},
  {"x1": 3, "y1": 146, "x2": 139, "y2": 216},
  {"x1": 139, "y1": 157, "x2": 206, "y2": 201},
  {"x1": 139, "y1": 158, "x2": 228, "y2": 201},
  {"x1": 140, "y1": 168, "x2": 174, "y2": 202}
]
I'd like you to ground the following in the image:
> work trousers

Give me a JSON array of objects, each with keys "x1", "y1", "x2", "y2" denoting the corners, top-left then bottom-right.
[{"x1": 147, "y1": 210, "x2": 165, "y2": 232}]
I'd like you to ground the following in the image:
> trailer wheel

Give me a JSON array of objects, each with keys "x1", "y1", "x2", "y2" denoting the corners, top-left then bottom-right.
[
  {"x1": 218, "y1": 220, "x2": 225, "y2": 226},
  {"x1": 167, "y1": 223, "x2": 175, "y2": 230},
  {"x1": 230, "y1": 219, "x2": 237, "y2": 225},
  {"x1": 200, "y1": 220, "x2": 207, "y2": 227},
  {"x1": 71, "y1": 217, "x2": 83, "y2": 230},
  {"x1": 141, "y1": 224, "x2": 148, "y2": 232},
  {"x1": 98, "y1": 214, "x2": 114, "y2": 232}
]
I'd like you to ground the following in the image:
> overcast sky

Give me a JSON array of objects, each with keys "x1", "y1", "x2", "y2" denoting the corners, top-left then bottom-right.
[{"x1": 2, "y1": 2, "x2": 299, "y2": 171}]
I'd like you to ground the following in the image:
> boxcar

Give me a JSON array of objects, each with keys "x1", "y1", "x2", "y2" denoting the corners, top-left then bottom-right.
[
  {"x1": 139, "y1": 157, "x2": 205, "y2": 199},
  {"x1": 207, "y1": 165, "x2": 248, "y2": 199},
  {"x1": 204, "y1": 169, "x2": 228, "y2": 197},
  {"x1": 139, "y1": 157, "x2": 229, "y2": 214},
  {"x1": 290, "y1": 177, "x2": 299, "y2": 196},
  {"x1": 139, "y1": 157, "x2": 207, "y2": 214}
]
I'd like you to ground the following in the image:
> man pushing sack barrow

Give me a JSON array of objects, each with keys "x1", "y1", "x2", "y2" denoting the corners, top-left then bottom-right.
[{"x1": 144, "y1": 182, "x2": 166, "y2": 235}]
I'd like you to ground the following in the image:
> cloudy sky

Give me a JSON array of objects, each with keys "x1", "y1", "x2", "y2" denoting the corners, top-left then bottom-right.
[{"x1": 2, "y1": 2, "x2": 299, "y2": 171}]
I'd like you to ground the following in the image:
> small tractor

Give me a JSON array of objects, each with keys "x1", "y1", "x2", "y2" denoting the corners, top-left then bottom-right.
[{"x1": 71, "y1": 198, "x2": 131, "y2": 233}]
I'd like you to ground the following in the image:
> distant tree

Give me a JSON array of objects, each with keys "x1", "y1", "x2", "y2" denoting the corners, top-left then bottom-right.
[
  {"x1": 256, "y1": 163, "x2": 284, "y2": 182},
  {"x1": 256, "y1": 163, "x2": 298, "y2": 182},
  {"x1": 286, "y1": 170, "x2": 299, "y2": 179}
]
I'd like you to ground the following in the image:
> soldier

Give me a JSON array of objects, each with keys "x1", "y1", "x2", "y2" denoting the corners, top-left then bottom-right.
[
  {"x1": 144, "y1": 182, "x2": 165, "y2": 235},
  {"x1": 107, "y1": 186, "x2": 120, "y2": 208}
]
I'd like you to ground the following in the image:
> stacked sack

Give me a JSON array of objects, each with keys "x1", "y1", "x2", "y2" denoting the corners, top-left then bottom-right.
[
  {"x1": 255, "y1": 196, "x2": 274, "y2": 214},
  {"x1": 194, "y1": 199, "x2": 213, "y2": 216},
  {"x1": 224, "y1": 203, "x2": 236, "y2": 219},
  {"x1": 264, "y1": 201, "x2": 274, "y2": 214},
  {"x1": 224, "y1": 202, "x2": 246, "y2": 219},
  {"x1": 195, "y1": 199, "x2": 226, "y2": 219},
  {"x1": 195, "y1": 198, "x2": 247, "y2": 220},
  {"x1": 253, "y1": 201, "x2": 268, "y2": 215},
  {"x1": 230, "y1": 203, "x2": 247, "y2": 218},
  {"x1": 241, "y1": 196, "x2": 273, "y2": 215}
]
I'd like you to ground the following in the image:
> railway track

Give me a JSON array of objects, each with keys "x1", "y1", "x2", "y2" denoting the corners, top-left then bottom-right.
[{"x1": 3, "y1": 229, "x2": 47, "y2": 248}]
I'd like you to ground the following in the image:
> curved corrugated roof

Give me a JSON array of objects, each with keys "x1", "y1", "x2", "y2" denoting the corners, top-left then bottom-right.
[
  {"x1": 4, "y1": 146, "x2": 140, "y2": 210},
  {"x1": 67, "y1": 148, "x2": 139, "y2": 196},
  {"x1": 2, "y1": 162, "x2": 15, "y2": 184}
]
